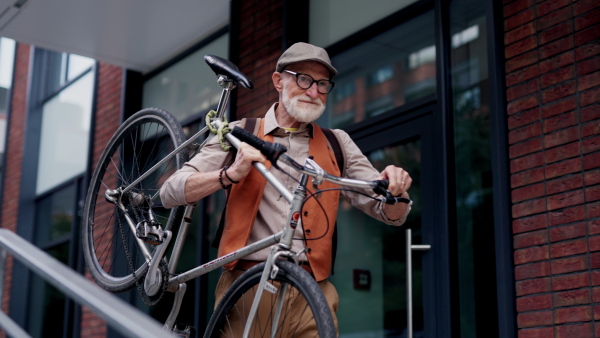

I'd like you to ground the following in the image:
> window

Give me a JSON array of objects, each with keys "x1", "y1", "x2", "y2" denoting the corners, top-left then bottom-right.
[
  {"x1": 143, "y1": 33, "x2": 229, "y2": 124},
  {"x1": 320, "y1": 11, "x2": 436, "y2": 128}
]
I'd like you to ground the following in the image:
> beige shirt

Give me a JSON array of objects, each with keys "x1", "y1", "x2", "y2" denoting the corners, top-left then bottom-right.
[{"x1": 160, "y1": 104, "x2": 411, "y2": 261}]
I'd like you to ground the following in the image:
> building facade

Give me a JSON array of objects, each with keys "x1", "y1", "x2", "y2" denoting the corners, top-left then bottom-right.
[{"x1": 0, "y1": 0, "x2": 598, "y2": 337}]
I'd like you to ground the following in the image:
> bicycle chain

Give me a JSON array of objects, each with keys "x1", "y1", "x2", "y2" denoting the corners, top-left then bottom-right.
[{"x1": 115, "y1": 193, "x2": 168, "y2": 307}]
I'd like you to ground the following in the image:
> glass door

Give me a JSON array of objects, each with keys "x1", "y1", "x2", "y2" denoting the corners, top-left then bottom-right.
[{"x1": 330, "y1": 107, "x2": 451, "y2": 337}]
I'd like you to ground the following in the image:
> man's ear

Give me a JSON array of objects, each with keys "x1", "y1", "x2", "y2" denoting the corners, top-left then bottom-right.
[{"x1": 272, "y1": 72, "x2": 283, "y2": 92}]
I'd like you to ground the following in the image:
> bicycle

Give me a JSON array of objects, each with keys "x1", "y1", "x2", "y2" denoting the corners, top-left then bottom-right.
[{"x1": 81, "y1": 54, "x2": 411, "y2": 337}]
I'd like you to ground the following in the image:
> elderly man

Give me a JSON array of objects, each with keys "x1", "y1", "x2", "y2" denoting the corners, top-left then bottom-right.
[{"x1": 160, "y1": 42, "x2": 412, "y2": 335}]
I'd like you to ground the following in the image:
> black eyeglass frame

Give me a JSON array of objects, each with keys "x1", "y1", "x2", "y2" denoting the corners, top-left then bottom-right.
[{"x1": 282, "y1": 70, "x2": 336, "y2": 94}]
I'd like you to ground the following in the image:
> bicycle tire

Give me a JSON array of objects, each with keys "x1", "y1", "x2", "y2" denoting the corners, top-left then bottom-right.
[
  {"x1": 82, "y1": 108, "x2": 188, "y2": 292},
  {"x1": 204, "y1": 261, "x2": 336, "y2": 338}
]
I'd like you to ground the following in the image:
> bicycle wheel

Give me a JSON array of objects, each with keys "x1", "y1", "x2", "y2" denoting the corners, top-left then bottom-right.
[
  {"x1": 82, "y1": 108, "x2": 188, "y2": 292},
  {"x1": 204, "y1": 261, "x2": 336, "y2": 338}
]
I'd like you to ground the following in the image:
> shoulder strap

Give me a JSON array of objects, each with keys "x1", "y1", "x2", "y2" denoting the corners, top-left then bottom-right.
[
  {"x1": 320, "y1": 127, "x2": 345, "y2": 176},
  {"x1": 212, "y1": 118, "x2": 260, "y2": 249}
]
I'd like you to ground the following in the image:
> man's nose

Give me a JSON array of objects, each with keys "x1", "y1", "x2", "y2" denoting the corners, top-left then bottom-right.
[{"x1": 305, "y1": 82, "x2": 320, "y2": 99}]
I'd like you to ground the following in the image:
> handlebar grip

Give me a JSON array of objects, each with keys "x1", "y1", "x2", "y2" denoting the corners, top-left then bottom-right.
[
  {"x1": 231, "y1": 126, "x2": 288, "y2": 164},
  {"x1": 231, "y1": 126, "x2": 265, "y2": 150},
  {"x1": 374, "y1": 179, "x2": 411, "y2": 205}
]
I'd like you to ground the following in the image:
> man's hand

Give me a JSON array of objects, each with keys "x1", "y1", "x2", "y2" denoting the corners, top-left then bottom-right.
[
  {"x1": 376, "y1": 165, "x2": 412, "y2": 196},
  {"x1": 226, "y1": 142, "x2": 266, "y2": 182}
]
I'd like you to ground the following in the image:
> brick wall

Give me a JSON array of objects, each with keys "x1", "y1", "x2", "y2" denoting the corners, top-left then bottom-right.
[
  {"x1": 0, "y1": 43, "x2": 30, "y2": 334},
  {"x1": 79, "y1": 63, "x2": 123, "y2": 338},
  {"x1": 504, "y1": 0, "x2": 600, "y2": 336},
  {"x1": 234, "y1": 0, "x2": 283, "y2": 119}
]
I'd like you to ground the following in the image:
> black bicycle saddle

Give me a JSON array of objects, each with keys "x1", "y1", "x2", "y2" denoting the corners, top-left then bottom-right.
[{"x1": 204, "y1": 55, "x2": 253, "y2": 89}]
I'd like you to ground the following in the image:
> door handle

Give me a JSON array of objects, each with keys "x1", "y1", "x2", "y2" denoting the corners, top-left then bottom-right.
[{"x1": 406, "y1": 228, "x2": 430, "y2": 338}]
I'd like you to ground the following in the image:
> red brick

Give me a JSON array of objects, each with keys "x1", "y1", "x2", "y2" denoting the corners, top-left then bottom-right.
[
  {"x1": 541, "y1": 96, "x2": 577, "y2": 117},
  {"x1": 555, "y1": 306, "x2": 593, "y2": 324},
  {"x1": 536, "y1": 0, "x2": 570, "y2": 17},
  {"x1": 539, "y1": 21, "x2": 573, "y2": 45},
  {"x1": 507, "y1": 50, "x2": 539, "y2": 73},
  {"x1": 506, "y1": 22, "x2": 537, "y2": 45},
  {"x1": 514, "y1": 197, "x2": 547, "y2": 218},
  {"x1": 581, "y1": 104, "x2": 600, "y2": 121},
  {"x1": 517, "y1": 278, "x2": 552, "y2": 298},
  {"x1": 554, "y1": 289, "x2": 591, "y2": 307},
  {"x1": 550, "y1": 222, "x2": 586, "y2": 241},
  {"x1": 586, "y1": 184, "x2": 600, "y2": 202},
  {"x1": 508, "y1": 95, "x2": 540, "y2": 115},
  {"x1": 540, "y1": 51, "x2": 575, "y2": 74},
  {"x1": 591, "y1": 252, "x2": 600, "y2": 268},
  {"x1": 512, "y1": 168, "x2": 545, "y2": 188},
  {"x1": 515, "y1": 246, "x2": 550, "y2": 264},
  {"x1": 507, "y1": 36, "x2": 539, "y2": 58},
  {"x1": 548, "y1": 205, "x2": 585, "y2": 226},
  {"x1": 580, "y1": 87, "x2": 600, "y2": 106},
  {"x1": 540, "y1": 66, "x2": 574, "y2": 89},
  {"x1": 583, "y1": 136, "x2": 600, "y2": 154},
  {"x1": 545, "y1": 142, "x2": 581, "y2": 163},
  {"x1": 507, "y1": 65, "x2": 539, "y2": 87},
  {"x1": 584, "y1": 152, "x2": 600, "y2": 170},
  {"x1": 511, "y1": 152, "x2": 544, "y2": 173},
  {"x1": 513, "y1": 214, "x2": 548, "y2": 233},
  {"x1": 552, "y1": 272, "x2": 591, "y2": 291},
  {"x1": 544, "y1": 127, "x2": 580, "y2": 149},
  {"x1": 517, "y1": 310, "x2": 553, "y2": 328},
  {"x1": 593, "y1": 271, "x2": 600, "y2": 285},
  {"x1": 574, "y1": 0, "x2": 600, "y2": 15},
  {"x1": 541, "y1": 36, "x2": 574, "y2": 60},
  {"x1": 552, "y1": 255, "x2": 589, "y2": 274},
  {"x1": 550, "y1": 238, "x2": 588, "y2": 258},
  {"x1": 537, "y1": 7, "x2": 572, "y2": 31},
  {"x1": 588, "y1": 200, "x2": 600, "y2": 217},
  {"x1": 514, "y1": 229, "x2": 549, "y2": 248},
  {"x1": 548, "y1": 190, "x2": 585, "y2": 210},
  {"x1": 584, "y1": 169, "x2": 600, "y2": 186},
  {"x1": 575, "y1": 8, "x2": 600, "y2": 31},
  {"x1": 517, "y1": 261, "x2": 552, "y2": 280},
  {"x1": 542, "y1": 81, "x2": 576, "y2": 103},
  {"x1": 517, "y1": 294, "x2": 553, "y2": 312},
  {"x1": 555, "y1": 322, "x2": 594, "y2": 338},
  {"x1": 507, "y1": 79, "x2": 540, "y2": 101},
  {"x1": 577, "y1": 56, "x2": 600, "y2": 76},
  {"x1": 578, "y1": 71, "x2": 600, "y2": 91},
  {"x1": 513, "y1": 182, "x2": 546, "y2": 202},
  {"x1": 511, "y1": 138, "x2": 544, "y2": 158},
  {"x1": 508, "y1": 108, "x2": 541, "y2": 129},
  {"x1": 575, "y1": 25, "x2": 600, "y2": 46},
  {"x1": 582, "y1": 120, "x2": 600, "y2": 138},
  {"x1": 576, "y1": 41, "x2": 600, "y2": 61},
  {"x1": 547, "y1": 174, "x2": 584, "y2": 196},
  {"x1": 544, "y1": 111, "x2": 577, "y2": 133},
  {"x1": 505, "y1": 0, "x2": 536, "y2": 17},
  {"x1": 519, "y1": 327, "x2": 554, "y2": 338},
  {"x1": 590, "y1": 235, "x2": 600, "y2": 251},
  {"x1": 594, "y1": 287, "x2": 600, "y2": 301},
  {"x1": 506, "y1": 9, "x2": 536, "y2": 31}
]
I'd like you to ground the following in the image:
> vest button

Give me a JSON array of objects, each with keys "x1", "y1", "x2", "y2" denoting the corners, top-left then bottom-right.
[
  {"x1": 307, "y1": 248, "x2": 312, "y2": 253},
  {"x1": 304, "y1": 211, "x2": 309, "y2": 216},
  {"x1": 305, "y1": 229, "x2": 311, "y2": 234}
]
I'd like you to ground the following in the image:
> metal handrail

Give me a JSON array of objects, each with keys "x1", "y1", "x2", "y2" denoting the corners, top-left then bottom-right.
[{"x1": 0, "y1": 228, "x2": 173, "y2": 338}]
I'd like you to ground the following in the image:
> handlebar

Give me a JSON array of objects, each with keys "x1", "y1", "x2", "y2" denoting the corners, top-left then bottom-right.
[{"x1": 230, "y1": 126, "x2": 411, "y2": 205}]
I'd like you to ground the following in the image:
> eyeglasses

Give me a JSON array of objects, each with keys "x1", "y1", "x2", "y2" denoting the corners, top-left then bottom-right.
[{"x1": 283, "y1": 70, "x2": 335, "y2": 94}]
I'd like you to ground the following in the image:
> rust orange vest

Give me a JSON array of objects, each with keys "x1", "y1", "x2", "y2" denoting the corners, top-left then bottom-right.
[{"x1": 218, "y1": 119, "x2": 341, "y2": 281}]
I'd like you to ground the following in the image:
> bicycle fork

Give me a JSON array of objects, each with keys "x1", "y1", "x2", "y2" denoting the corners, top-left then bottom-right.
[{"x1": 243, "y1": 174, "x2": 308, "y2": 338}]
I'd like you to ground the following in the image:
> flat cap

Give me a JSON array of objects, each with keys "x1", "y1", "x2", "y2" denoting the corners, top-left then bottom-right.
[{"x1": 276, "y1": 42, "x2": 338, "y2": 78}]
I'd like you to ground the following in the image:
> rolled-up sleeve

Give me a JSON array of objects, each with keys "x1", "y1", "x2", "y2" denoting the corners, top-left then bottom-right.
[
  {"x1": 160, "y1": 122, "x2": 240, "y2": 208},
  {"x1": 334, "y1": 129, "x2": 411, "y2": 226}
]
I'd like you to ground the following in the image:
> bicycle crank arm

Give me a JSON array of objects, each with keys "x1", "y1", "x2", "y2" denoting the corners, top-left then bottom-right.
[{"x1": 144, "y1": 230, "x2": 172, "y2": 297}]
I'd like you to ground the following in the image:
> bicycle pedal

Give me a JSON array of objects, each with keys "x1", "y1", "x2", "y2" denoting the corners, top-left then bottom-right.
[{"x1": 136, "y1": 221, "x2": 164, "y2": 245}]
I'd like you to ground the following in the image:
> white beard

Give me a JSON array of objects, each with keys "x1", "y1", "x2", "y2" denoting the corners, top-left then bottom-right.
[{"x1": 282, "y1": 83, "x2": 326, "y2": 123}]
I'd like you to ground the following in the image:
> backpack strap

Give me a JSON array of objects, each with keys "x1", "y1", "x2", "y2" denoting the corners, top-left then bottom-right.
[{"x1": 212, "y1": 118, "x2": 260, "y2": 249}]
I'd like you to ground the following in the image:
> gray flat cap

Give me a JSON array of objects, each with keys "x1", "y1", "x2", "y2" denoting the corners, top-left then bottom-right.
[{"x1": 276, "y1": 42, "x2": 338, "y2": 78}]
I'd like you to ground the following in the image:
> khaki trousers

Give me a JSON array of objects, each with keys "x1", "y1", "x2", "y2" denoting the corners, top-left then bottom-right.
[{"x1": 214, "y1": 269, "x2": 339, "y2": 337}]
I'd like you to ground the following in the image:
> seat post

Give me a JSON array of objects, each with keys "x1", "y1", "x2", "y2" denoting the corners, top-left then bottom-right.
[{"x1": 215, "y1": 76, "x2": 236, "y2": 119}]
